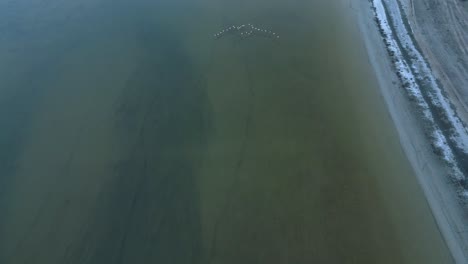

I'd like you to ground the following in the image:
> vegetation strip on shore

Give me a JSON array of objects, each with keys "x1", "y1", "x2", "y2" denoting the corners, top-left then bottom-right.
[{"x1": 370, "y1": 0, "x2": 468, "y2": 200}]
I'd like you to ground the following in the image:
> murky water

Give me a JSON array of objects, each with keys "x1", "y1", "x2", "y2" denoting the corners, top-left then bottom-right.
[{"x1": 0, "y1": 0, "x2": 453, "y2": 263}]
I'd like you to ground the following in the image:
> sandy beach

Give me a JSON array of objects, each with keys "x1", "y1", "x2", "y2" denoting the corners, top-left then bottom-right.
[
  {"x1": 348, "y1": 0, "x2": 468, "y2": 262},
  {"x1": 401, "y1": 0, "x2": 468, "y2": 125}
]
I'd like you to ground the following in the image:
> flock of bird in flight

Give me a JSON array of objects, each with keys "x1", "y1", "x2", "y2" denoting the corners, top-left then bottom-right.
[{"x1": 214, "y1": 23, "x2": 280, "y2": 40}]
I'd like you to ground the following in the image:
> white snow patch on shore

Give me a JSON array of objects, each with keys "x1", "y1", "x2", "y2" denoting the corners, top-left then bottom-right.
[
  {"x1": 372, "y1": 0, "x2": 465, "y2": 182},
  {"x1": 383, "y1": 0, "x2": 468, "y2": 154}
]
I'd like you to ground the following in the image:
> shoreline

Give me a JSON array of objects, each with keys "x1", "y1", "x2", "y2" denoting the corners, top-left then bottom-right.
[{"x1": 350, "y1": 0, "x2": 468, "y2": 263}]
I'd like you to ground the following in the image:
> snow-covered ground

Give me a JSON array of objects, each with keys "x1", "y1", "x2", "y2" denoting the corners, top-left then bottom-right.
[
  {"x1": 371, "y1": 0, "x2": 468, "y2": 198},
  {"x1": 363, "y1": 0, "x2": 468, "y2": 261}
]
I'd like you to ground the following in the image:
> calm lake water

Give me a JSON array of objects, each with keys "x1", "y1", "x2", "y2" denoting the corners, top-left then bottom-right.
[{"x1": 0, "y1": 0, "x2": 453, "y2": 263}]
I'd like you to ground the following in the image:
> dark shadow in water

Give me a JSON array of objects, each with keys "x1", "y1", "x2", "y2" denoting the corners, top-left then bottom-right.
[
  {"x1": 60, "y1": 27, "x2": 211, "y2": 264},
  {"x1": 0, "y1": 46, "x2": 81, "y2": 258},
  {"x1": 0, "y1": 3, "x2": 128, "y2": 258}
]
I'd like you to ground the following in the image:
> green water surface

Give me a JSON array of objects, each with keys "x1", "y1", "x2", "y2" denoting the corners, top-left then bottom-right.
[{"x1": 0, "y1": 0, "x2": 453, "y2": 263}]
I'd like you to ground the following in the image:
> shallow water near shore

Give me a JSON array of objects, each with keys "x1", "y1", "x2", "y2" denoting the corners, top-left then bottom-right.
[{"x1": 0, "y1": 0, "x2": 453, "y2": 263}]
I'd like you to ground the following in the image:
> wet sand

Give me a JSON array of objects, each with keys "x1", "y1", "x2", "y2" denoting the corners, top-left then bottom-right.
[{"x1": 0, "y1": 0, "x2": 454, "y2": 263}]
